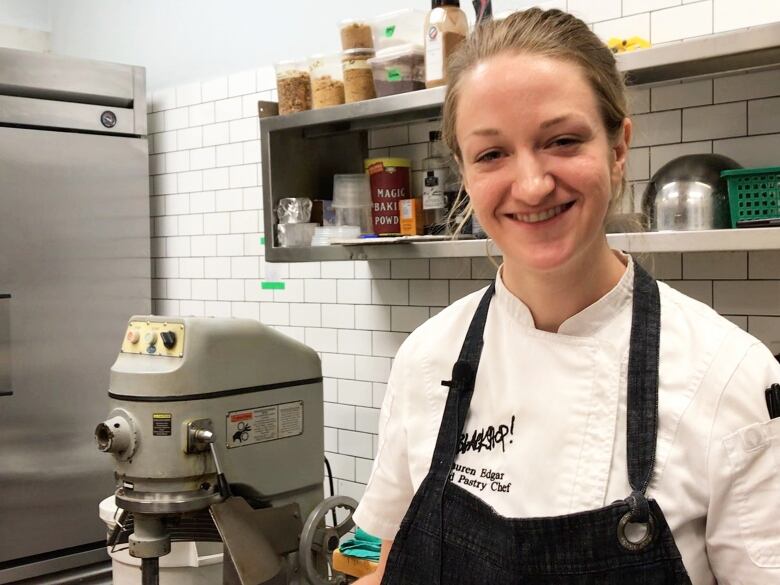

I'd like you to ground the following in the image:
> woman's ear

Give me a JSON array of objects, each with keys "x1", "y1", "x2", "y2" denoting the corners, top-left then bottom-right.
[{"x1": 611, "y1": 118, "x2": 632, "y2": 182}]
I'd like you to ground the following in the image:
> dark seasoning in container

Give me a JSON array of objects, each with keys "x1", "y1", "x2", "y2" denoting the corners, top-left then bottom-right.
[{"x1": 368, "y1": 44, "x2": 426, "y2": 97}]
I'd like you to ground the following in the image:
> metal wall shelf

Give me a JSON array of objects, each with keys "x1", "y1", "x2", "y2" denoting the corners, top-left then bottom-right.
[{"x1": 261, "y1": 22, "x2": 780, "y2": 262}]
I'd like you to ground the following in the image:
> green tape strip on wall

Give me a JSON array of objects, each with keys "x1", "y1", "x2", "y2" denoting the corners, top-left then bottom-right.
[{"x1": 261, "y1": 282, "x2": 285, "y2": 290}]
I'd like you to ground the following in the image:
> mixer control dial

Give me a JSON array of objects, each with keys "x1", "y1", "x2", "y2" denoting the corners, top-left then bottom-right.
[
  {"x1": 143, "y1": 331, "x2": 157, "y2": 346},
  {"x1": 125, "y1": 329, "x2": 140, "y2": 344},
  {"x1": 160, "y1": 331, "x2": 177, "y2": 349}
]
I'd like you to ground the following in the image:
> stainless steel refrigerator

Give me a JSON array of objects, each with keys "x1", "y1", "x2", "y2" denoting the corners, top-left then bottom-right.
[{"x1": 0, "y1": 48, "x2": 151, "y2": 583}]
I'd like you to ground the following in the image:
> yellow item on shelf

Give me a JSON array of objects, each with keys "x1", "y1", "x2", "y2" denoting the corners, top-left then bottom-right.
[
  {"x1": 607, "y1": 36, "x2": 651, "y2": 53},
  {"x1": 332, "y1": 549, "x2": 378, "y2": 578}
]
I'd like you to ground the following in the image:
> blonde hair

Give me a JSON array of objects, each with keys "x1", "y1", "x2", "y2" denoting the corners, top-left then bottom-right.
[{"x1": 443, "y1": 8, "x2": 630, "y2": 234}]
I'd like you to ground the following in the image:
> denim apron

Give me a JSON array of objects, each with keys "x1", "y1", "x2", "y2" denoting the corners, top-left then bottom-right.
[{"x1": 381, "y1": 263, "x2": 692, "y2": 584}]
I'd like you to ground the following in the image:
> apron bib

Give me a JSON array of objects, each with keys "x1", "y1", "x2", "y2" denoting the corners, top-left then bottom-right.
[{"x1": 381, "y1": 263, "x2": 691, "y2": 584}]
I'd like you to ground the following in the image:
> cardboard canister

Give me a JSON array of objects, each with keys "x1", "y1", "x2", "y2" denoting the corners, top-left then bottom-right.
[{"x1": 364, "y1": 158, "x2": 411, "y2": 235}]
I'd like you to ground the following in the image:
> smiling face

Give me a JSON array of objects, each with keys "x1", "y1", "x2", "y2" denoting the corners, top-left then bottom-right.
[{"x1": 456, "y1": 53, "x2": 631, "y2": 277}]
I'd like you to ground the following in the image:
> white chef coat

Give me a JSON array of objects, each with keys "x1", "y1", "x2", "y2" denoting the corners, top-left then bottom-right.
[{"x1": 353, "y1": 253, "x2": 780, "y2": 585}]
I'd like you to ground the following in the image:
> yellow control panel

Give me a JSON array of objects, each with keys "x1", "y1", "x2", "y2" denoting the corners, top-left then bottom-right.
[{"x1": 121, "y1": 321, "x2": 185, "y2": 357}]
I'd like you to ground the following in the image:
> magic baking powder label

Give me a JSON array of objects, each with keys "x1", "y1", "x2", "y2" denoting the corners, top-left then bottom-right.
[
  {"x1": 225, "y1": 401, "x2": 303, "y2": 449},
  {"x1": 365, "y1": 158, "x2": 411, "y2": 235}
]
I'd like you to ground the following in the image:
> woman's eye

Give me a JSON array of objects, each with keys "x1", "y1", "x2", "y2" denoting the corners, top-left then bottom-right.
[
  {"x1": 475, "y1": 150, "x2": 502, "y2": 163},
  {"x1": 549, "y1": 137, "x2": 581, "y2": 149}
]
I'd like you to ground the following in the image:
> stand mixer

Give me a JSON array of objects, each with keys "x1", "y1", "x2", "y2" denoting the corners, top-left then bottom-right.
[{"x1": 95, "y1": 316, "x2": 357, "y2": 585}]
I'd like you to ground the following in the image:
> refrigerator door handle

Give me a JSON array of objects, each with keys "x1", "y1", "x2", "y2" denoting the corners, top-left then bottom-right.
[{"x1": 1, "y1": 293, "x2": 11, "y2": 396}]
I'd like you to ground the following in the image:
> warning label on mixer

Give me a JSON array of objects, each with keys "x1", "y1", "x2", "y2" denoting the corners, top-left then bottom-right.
[{"x1": 225, "y1": 400, "x2": 303, "y2": 449}]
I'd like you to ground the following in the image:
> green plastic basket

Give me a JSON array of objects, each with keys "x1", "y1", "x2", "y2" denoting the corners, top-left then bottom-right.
[{"x1": 721, "y1": 166, "x2": 780, "y2": 228}]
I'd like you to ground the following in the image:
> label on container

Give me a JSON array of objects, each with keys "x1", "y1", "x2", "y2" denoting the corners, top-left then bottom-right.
[
  {"x1": 226, "y1": 401, "x2": 303, "y2": 449},
  {"x1": 366, "y1": 160, "x2": 411, "y2": 235},
  {"x1": 426, "y1": 25, "x2": 443, "y2": 83},
  {"x1": 423, "y1": 169, "x2": 447, "y2": 210},
  {"x1": 387, "y1": 68, "x2": 402, "y2": 82},
  {"x1": 384, "y1": 25, "x2": 396, "y2": 38}
]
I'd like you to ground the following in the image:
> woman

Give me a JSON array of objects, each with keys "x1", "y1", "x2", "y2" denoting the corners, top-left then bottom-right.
[{"x1": 352, "y1": 8, "x2": 780, "y2": 585}]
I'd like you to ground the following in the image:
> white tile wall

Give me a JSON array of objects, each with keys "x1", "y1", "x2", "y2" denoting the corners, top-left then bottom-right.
[{"x1": 146, "y1": 12, "x2": 780, "y2": 502}]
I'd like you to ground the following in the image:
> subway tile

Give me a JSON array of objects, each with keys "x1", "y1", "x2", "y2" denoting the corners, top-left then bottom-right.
[
  {"x1": 191, "y1": 191, "x2": 217, "y2": 214},
  {"x1": 355, "y1": 356, "x2": 391, "y2": 383},
  {"x1": 322, "y1": 353, "x2": 355, "y2": 379},
  {"x1": 203, "y1": 212, "x2": 230, "y2": 235},
  {"x1": 391, "y1": 306, "x2": 429, "y2": 332},
  {"x1": 164, "y1": 107, "x2": 189, "y2": 131},
  {"x1": 321, "y1": 261, "x2": 355, "y2": 279},
  {"x1": 450, "y1": 279, "x2": 491, "y2": 303},
  {"x1": 178, "y1": 170, "x2": 203, "y2": 193},
  {"x1": 651, "y1": 2, "x2": 713, "y2": 45},
  {"x1": 218, "y1": 279, "x2": 244, "y2": 302},
  {"x1": 230, "y1": 118, "x2": 259, "y2": 142},
  {"x1": 409, "y1": 280, "x2": 449, "y2": 306},
  {"x1": 747, "y1": 316, "x2": 780, "y2": 355},
  {"x1": 166, "y1": 236, "x2": 191, "y2": 257},
  {"x1": 714, "y1": 69, "x2": 780, "y2": 104},
  {"x1": 324, "y1": 427, "x2": 338, "y2": 452},
  {"x1": 748, "y1": 97, "x2": 780, "y2": 135},
  {"x1": 203, "y1": 122, "x2": 230, "y2": 146},
  {"x1": 714, "y1": 281, "x2": 780, "y2": 316},
  {"x1": 409, "y1": 119, "x2": 442, "y2": 144},
  {"x1": 256, "y1": 66, "x2": 276, "y2": 92},
  {"x1": 324, "y1": 451, "x2": 355, "y2": 481},
  {"x1": 355, "y1": 457, "x2": 374, "y2": 484},
  {"x1": 713, "y1": 0, "x2": 780, "y2": 33},
  {"x1": 215, "y1": 96, "x2": 243, "y2": 122},
  {"x1": 165, "y1": 193, "x2": 189, "y2": 214},
  {"x1": 682, "y1": 252, "x2": 747, "y2": 280},
  {"x1": 243, "y1": 140, "x2": 261, "y2": 164},
  {"x1": 243, "y1": 187, "x2": 262, "y2": 209},
  {"x1": 177, "y1": 127, "x2": 203, "y2": 150},
  {"x1": 644, "y1": 253, "x2": 682, "y2": 279},
  {"x1": 338, "y1": 280, "x2": 372, "y2": 304},
  {"x1": 391, "y1": 259, "x2": 429, "y2": 279},
  {"x1": 337, "y1": 479, "x2": 366, "y2": 500},
  {"x1": 372, "y1": 331, "x2": 407, "y2": 358},
  {"x1": 154, "y1": 216, "x2": 177, "y2": 237},
  {"x1": 355, "y1": 305, "x2": 391, "y2": 331},
  {"x1": 593, "y1": 13, "x2": 650, "y2": 43},
  {"x1": 305, "y1": 327, "x2": 338, "y2": 352},
  {"x1": 150, "y1": 195, "x2": 166, "y2": 217},
  {"x1": 180, "y1": 300, "x2": 205, "y2": 316},
  {"x1": 431, "y1": 258, "x2": 471, "y2": 279},
  {"x1": 273, "y1": 279, "x2": 304, "y2": 303},
  {"x1": 388, "y1": 142, "x2": 429, "y2": 171},
  {"x1": 204, "y1": 300, "x2": 231, "y2": 317},
  {"x1": 244, "y1": 281, "x2": 274, "y2": 302},
  {"x1": 649, "y1": 141, "x2": 711, "y2": 176},
  {"x1": 354, "y1": 260, "x2": 391, "y2": 279},
  {"x1": 622, "y1": 0, "x2": 680, "y2": 16},
  {"x1": 231, "y1": 256, "x2": 259, "y2": 278},
  {"x1": 178, "y1": 214, "x2": 203, "y2": 236},
  {"x1": 651, "y1": 79, "x2": 712, "y2": 112},
  {"x1": 627, "y1": 147, "x2": 650, "y2": 181},
  {"x1": 338, "y1": 379, "x2": 373, "y2": 407},
  {"x1": 666, "y1": 280, "x2": 712, "y2": 306},
  {"x1": 372, "y1": 279, "x2": 409, "y2": 305},
  {"x1": 626, "y1": 87, "x2": 650, "y2": 115},
  {"x1": 355, "y1": 407, "x2": 380, "y2": 434},
  {"x1": 259, "y1": 301, "x2": 289, "y2": 324},
  {"x1": 305, "y1": 279, "x2": 338, "y2": 303},
  {"x1": 631, "y1": 110, "x2": 681, "y2": 147},
  {"x1": 337, "y1": 430, "x2": 373, "y2": 459},
  {"x1": 190, "y1": 147, "x2": 216, "y2": 171},
  {"x1": 471, "y1": 257, "x2": 499, "y2": 279},
  {"x1": 155, "y1": 257, "x2": 179, "y2": 279},
  {"x1": 228, "y1": 69, "x2": 257, "y2": 97},
  {"x1": 216, "y1": 188, "x2": 243, "y2": 212},
  {"x1": 192, "y1": 279, "x2": 217, "y2": 300},
  {"x1": 191, "y1": 235, "x2": 217, "y2": 256},
  {"x1": 338, "y1": 329, "x2": 373, "y2": 356},
  {"x1": 243, "y1": 233, "x2": 264, "y2": 257},
  {"x1": 152, "y1": 278, "x2": 166, "y2": 299},
  {"x1": 151, "y1": 87, "x2": 176, "y2": 111},
  {"x1": 724, "y1": 315, "x2": 748, "y2": 331},
  {"x1": 202, "y1": 76, "x2": 228, "y2": 102},
  {"x1": 153, "y1": 131, "x2": 177, "y2": 153},
  {"x1": 149, "y1": 154, "x2": 165, "y2": 176},
  {"x1": 231, "y1": 301, "x2": 260, "y2": 320},
  {"x1": 289, "y1": 261, "x2": 323, "y2": 279},
  {"x1": 324, "y1": 402, "x2": 356, "y2": 431},
  {"x1": 148, "y1": 111, "x2": 165, "y2": 133},
  {"x1": 155, "y1": 299, "x2": 180, "y2": 314},
  {"x1": 203, "y1": 167, "x2": 230, "y2": 191},
  {"x1": 217, "y1": 143, "x2": 244, "y2": 167},
  {"x1": 713, "y1": 134, "x2": 780, "y2": 168},
  {"x1": 323, "y1": 378, "x2": 337, "y2": 402},
  {"x1": 189, "y1": 102, "x2": 215, "y2": 126},
  {"x1": 568, "y1": 0, "x2": 621, "y2": 22},
  {"x1": 262, "y1": 261, "x2": 288, "y2": 280},
  {"x1": 372, "y1": 383, "x2": 387, "y2": 408},
  {"x1": 322, "y1": 304, "x2": 355, "y2": 329},
  {"x1": 229, "y1": 164, "x2": 259, "y2": 188},
  {"x1": 204, "y1": 257, "x2": 230, "y2": 278},
  {"x1": 217, "y1": 234, "x2": 243, "y2": 256},
  {"x1": 682, "y1": 102, "x2": 745, "y2": 142},
  {"x1": 167, "y1": 278, "x2": 191, "y2": 299},
  {"x1": 230, "y1": 210, "x2": 259, "y2": 233},
  {"x1": 165, "y1": 151, "x2": 189, "y2": 173},
  {"x1": 369, "y1": 125, "x2": 409, "y2": 148},
  {"x1": 289, "y1": 303, "x2": 321, "y2": 327},
  {"x1": 153, "y1": 174, "x2": 177, "y2": 196},
  {"x1": 749, "y1": 251, "x2": 780, "y2": 279}
]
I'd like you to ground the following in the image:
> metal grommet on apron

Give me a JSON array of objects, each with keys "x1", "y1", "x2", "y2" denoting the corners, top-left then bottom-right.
[{"x1": 380, "y1": 263, "x2": 692, "y2": 585}]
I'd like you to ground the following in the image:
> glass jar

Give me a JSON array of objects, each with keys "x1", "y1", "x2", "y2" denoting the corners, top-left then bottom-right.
[
  {"x1": 342, "y1": 49, "x2": 376, "y2": 103},
  {"x1": 274, "y1": 59, "x2": 311, "y2": 115},
  {"x1": 309, "y1": 54, "x2": 345, "y2": 109}
]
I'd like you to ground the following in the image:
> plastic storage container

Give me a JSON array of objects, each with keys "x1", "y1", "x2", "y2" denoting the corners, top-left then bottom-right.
[
  {"x1": 367, "y1": 44, "x2": 425, "y2": 97},
  {"x1": 274, "y1": 59, "x2": 312, "y2": 115},
  {"x1": 311, "y1": 225, "x2": 361, "y2": 246},
  {"x1": 342, "y1": 49, "x2": 377, "y2": 103},
  {"x1": 277, "y1": 222, "x2": 317, "y2": 247},
  {"x1": 371, "y1": 9, "x2": 427, "y2": 49},
  {"x1": 333, "y1": 174, "x2": 373, "y2": 234},
  {"x1": 309, "y1": 54, "x2": 345, "y2": 109},
  {"x1": 722, "y1": 166, "x2": 780, "y2": 227},
  {"x1": 340, "y1": 19, "x2": 374, "y2": 49}
]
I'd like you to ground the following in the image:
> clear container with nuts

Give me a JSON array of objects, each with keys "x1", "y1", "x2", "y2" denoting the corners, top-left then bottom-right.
[
  {"x1": 340, "y1": 19, "x2": 374, "y2": 50},
  {"x1": 342, "y1": 49, "x2": 376, "y2": 104},
  {"x1": 309, "y1": 54, "x2": 345, "y2": 109},
  {"x1": 274, "y1": 59, "x2": 311, "y2": 115}
]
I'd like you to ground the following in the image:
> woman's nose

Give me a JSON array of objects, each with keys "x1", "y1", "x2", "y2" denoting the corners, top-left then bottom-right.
[{"x1": 510, "y1": 152, "x2": 554, "y2": 206}]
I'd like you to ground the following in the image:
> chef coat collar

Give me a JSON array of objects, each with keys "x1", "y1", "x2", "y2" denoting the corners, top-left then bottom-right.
[{"x1": 494, "y1": 250, "x2": 634, "y2": 337}]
